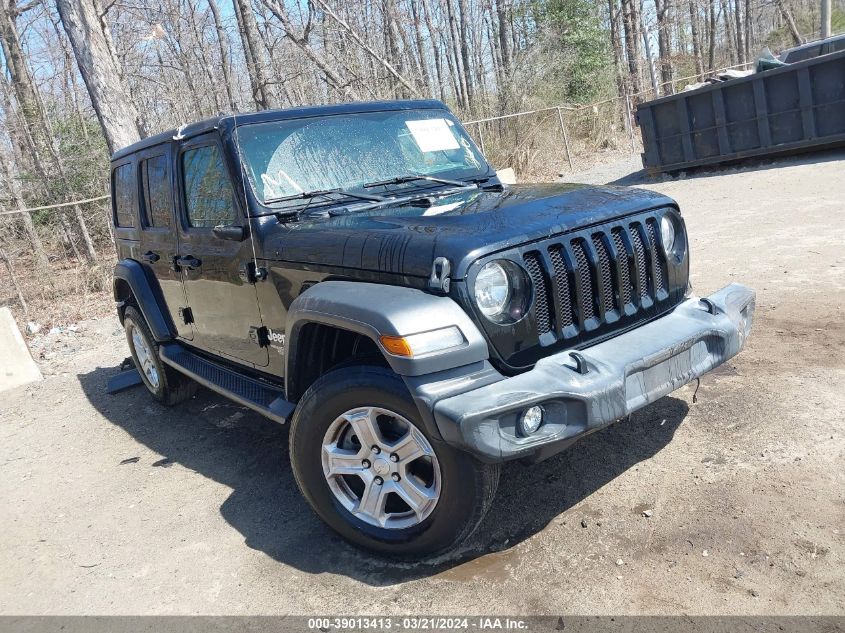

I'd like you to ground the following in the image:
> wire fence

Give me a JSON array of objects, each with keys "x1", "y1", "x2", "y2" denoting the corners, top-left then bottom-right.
[
  {"x1": 462, "y1": 60, "x2": 756, "y2": 179},
  {"x1": 0, "y1": 195, "x2": 110, "y2": 217}
]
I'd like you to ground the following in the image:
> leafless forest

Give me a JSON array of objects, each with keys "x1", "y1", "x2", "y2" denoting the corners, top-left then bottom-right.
[{"x1": 1, "y1": 0, "x2": 842, "y2": 326}]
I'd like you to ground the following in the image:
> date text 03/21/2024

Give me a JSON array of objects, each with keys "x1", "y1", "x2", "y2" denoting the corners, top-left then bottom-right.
[{"x1": 307, "y1": 617, "x2": 530, "y2": 630}]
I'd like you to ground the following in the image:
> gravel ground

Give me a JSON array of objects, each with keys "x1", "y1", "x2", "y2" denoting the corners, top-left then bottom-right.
[{"x1": 1, "y1": 151, "x2": 843, "y2": 616}]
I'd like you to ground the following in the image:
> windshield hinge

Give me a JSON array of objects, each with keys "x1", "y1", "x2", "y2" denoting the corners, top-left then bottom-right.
[{"x1": 428, "y1": 257, "x2": 451, "y2": 294}]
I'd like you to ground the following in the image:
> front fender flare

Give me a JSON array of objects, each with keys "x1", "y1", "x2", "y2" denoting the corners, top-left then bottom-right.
[
  {"x1": 113, "y1": 259, "x2": 175, "y2": 342},
  {"x1": 285, "y1": 281, "x2": 488, "y2": 381}
]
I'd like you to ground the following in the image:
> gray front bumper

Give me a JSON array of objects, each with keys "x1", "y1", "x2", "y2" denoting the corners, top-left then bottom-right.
[{"x1": 430, "y1": 283, "x2": 755, "y2": 462}]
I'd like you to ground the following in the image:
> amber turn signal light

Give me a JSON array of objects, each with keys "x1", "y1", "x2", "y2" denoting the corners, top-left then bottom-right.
[
  {"x1": 379, "y1": 327, "x2": 465, "y2": 358},
  {"x1": 379, "y1": 335, "x2": 414, "y2": 357}
]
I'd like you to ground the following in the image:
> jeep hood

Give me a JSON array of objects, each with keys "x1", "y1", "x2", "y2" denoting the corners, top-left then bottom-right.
[{"x1": 262, "y1": 183, "x2": 677, "y2": 279}]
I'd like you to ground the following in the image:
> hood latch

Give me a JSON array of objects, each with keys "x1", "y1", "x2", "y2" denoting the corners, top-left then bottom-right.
[{"x1": 428, "y1": 257, "x2": 451, "y2": 294}]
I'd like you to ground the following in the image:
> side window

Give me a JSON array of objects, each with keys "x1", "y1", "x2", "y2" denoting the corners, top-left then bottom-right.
[
  {"x1": 181, "y1": 145, "x2": 237, "y2": 228},
  {"x1": 832, "y1": 37, "x2": 845, "y2": 53},
  {"x1": 140, "y1": 155, "x2": 173, "y2": 228},
  {"x1": 112, "y1": 163, "x2": 136, "y2": 228}
]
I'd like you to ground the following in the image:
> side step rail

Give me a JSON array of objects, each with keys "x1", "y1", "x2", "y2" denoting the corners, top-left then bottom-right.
[{"x1": 159, "y1": 343, "x2": 294, "y2": 424}]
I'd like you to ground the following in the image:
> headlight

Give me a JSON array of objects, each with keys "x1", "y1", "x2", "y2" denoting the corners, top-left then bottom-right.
[
  {"x1": 475, "y1": 261, "x2": 511, "y2": 317},
  {"x1": 660, "y1": 214, "x2": 676, "y2": 253}
]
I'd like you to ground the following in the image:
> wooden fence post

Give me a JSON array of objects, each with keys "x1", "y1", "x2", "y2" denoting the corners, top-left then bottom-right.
[{"x1": 556, "y1": 107, "x2": 574, "y2": 171}]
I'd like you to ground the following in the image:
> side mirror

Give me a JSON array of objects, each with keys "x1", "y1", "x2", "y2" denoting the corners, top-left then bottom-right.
[{"x1": 213, "y1": 224, "x2": 248, "y2": 241}]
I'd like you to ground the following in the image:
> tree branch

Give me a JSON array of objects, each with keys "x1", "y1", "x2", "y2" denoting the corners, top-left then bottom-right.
[{"x1": 310, "y1": 0, "x2": 422, "y2": 98}]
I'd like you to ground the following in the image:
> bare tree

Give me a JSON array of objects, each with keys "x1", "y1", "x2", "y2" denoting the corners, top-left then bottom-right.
[
  {"x1": 312, "y1": 0, "x2": 421, "y2": 98},
  {"x1": 234, "y1": 0, "x2": 277, "y2": 109},
  {"x1": 655, "y1": 0, "x2": 674, "y2": 91},
  {"x1": 621, "y1": 0, "x2": 644, "y2": 97},
  {"x1": 208, "y1": 0, "x2": 238, "y2": 111},
  {"x1": 0, "y1": 148, "x2": 48, "y2": 269},
  {"x1": 689, "y1": 0, "x2": 705, "y2": 79},
  {"x1": 54, "y1": 0, "x2": 142, "y2": 152},
  {"x1": 261, "y1": 0, "x2": 360, "y2": 100},
  {"x1": 776, "y1": 0, "x2": 805, "y2": 45}
]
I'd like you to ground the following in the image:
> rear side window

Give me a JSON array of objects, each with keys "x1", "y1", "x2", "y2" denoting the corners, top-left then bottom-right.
[
  {"x1": 181, "y1": 145, "x2": 236, "y2": 228},
  {"x1": 832, "y1": 37, "x2": 845, "y2": 53},
  {"x1": 140, "y1": 155, "x2": 172, "y2": 228},
  {"x1": 112, "y1": 163, "x2": 136, "y2": 228}
]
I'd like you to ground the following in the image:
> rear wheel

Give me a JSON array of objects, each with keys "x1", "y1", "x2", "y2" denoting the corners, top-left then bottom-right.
[
  {"x1": 123, "y1": 306, "x2": 196, "y2": 406},
  {"x1": 289, "y1": 365, "x2": 499, "y2": 558}
]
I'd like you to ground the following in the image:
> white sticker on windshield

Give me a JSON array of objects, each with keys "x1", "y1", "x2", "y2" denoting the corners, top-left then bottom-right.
[{"x1": 406, "y1": 118, "x2": 460, "y2": 152}]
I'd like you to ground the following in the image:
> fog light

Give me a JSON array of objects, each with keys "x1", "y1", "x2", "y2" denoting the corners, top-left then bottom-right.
[{"x1": 518, "y1": 406, "x2": 544, "y2": 436}]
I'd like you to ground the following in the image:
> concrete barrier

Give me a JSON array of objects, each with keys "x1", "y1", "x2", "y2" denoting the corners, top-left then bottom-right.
[{"x1": 0, "y1": 307, "x2": 42, "y2": 392}]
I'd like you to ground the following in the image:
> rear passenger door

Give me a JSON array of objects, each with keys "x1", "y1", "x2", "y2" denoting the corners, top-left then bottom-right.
[
  {"x1": 176, "y1": 134, "x2": 269, "y2": 368},
  {"x1": 137, "y1": 147, "x2": 193, "y2": 341}
]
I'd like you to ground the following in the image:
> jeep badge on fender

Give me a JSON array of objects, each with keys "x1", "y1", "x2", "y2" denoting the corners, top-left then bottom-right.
[{"x1": 110, "y1": 100, "x2": 755, "y2": 558}]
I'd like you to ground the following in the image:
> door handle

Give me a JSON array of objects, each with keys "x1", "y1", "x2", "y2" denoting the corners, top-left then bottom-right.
[
  {"x1": 141, "y1": 251, "x2": 160, "y2": 263},
  {"x1": 175, "y1": 255, "x2": 202, "y2": 270}
]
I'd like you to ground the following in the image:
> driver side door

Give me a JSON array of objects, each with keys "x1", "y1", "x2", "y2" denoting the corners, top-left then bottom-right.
[{"x1": 176, "y1": 134, "x2": 269, "y2": 368}]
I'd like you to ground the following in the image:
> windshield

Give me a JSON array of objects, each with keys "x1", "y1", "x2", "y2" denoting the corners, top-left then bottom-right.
[{"x1": 235, "y1": 109, "x2": 489, "y2": 207}]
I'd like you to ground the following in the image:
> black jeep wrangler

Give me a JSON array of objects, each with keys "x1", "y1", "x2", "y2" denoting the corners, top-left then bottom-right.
[{"x1": 111, "y1": 100, "x2": 755, "y2": 557}]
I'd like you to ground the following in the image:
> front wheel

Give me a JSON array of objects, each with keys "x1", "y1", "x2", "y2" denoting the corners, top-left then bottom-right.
[{"x1": 289, "y1": 365, "x2": 499, "y2": 558}]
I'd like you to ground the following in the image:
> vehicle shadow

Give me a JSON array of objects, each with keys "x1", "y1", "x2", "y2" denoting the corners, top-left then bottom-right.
[{"x1": 78, "y1": 364, "x2": 688, "y2": 587}]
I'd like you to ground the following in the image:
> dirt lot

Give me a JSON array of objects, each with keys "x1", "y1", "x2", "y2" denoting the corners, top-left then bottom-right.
[{"x1": 1, "y1": 151, "x2": 843, "y2": 616}]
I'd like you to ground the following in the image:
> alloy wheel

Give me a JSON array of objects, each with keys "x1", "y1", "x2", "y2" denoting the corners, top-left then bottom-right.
[{"x1": 321, "y1": 406, "x2": 441, "y2": 529}]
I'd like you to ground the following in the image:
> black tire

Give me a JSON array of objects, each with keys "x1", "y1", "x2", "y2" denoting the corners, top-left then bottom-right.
[
  {"x1": 289, "y1": 365, "x2": 499, "y2": 559},
  {"x1": 123, "y1": 305, "x2": 197, "y2": 406}
]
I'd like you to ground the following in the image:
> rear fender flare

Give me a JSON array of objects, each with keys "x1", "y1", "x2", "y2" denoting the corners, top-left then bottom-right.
[{"x1": 113, "y1": 259, "x2": 175, "y2": 342}]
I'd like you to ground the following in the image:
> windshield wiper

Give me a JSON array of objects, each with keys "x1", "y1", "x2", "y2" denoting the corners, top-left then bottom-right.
[
  {"x1": 262, "y1": 188, "x2": 386, "y2": 206},
  {"x1": 363, "y1": 174, "x2": 476, "y2": 189}
]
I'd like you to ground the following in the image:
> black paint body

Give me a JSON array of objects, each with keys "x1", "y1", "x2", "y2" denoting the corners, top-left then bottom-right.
[{"x1": 111, "y1": 100, "x2": 688, "y2": 383}]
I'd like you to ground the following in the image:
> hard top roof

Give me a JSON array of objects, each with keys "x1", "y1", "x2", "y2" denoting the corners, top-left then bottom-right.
[{"x1": 110, "y1": 99, "x2": 450, "y2": 161}]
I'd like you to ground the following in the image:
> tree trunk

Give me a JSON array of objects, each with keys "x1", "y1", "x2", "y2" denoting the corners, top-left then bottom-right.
[
  {"x1": 689, "y1": 0, "x2": 705, "y2": 79},
  {"x1": 744, "y1": 0, "x2": 752, "y2": 59},
  {"x1": 0, "y1": 2, "x2": 45, "y2": 134},
  {"x1": 310, "y1": 0, "x2": 421, "y2": 97},
  {"x1": 655, "y1": 0, "x2": 673, "y2": 92},
  {"x1": 420, "y1": 0, "x2": 447, "y2": 102},
  {"x1": 495, "y1": 0, "x2": 511, "y2": 79},
  {"x1": 234, "y1": 0, "x2": 277, "y2": 109},
  {"x1": 54, "y1": 0, "x2": 142, "y2": 153},
  {"x1": 261, "y1": 0, "x2": 360, "y2": 100},
  {"x1": 732, "y1": 0, "x2": 745, "y2": 64},
  {"x1": 409, "y1": 0, "x2": 433, "y2": 97},
  {"x1": 207, "y1": 0, "x2": 238, "y2": 111},
  {"x1": 1, "y1": 247, "x2": 28, "y2": 316},
  {"x1": 608, "y1": 0, "x2": 626, "y2": 97},
  {"x1": 310, "y1": 0, "x2": 419, "y2": 98},
  {"x1": 0, "y1": 149, "x2": 48, "y2": 270},
  {"x1": 456, "y1": 0, "x2": 474, "y2": 107},
  {"x1": 2, "y1": 5, "x2": 97, "y2": 262},
  {"x1": 707, "y1": 0, "x2": 716, "y2": 70},
  {"x1": 621, "y1": 0, "x2": 643, "y2": 98},
  {"x1": 723, "y1": 0, "x2": 736, "y2": 65},
  {"x1": 776, "y1": 0, "x2": 804, "y2": 45},
  {"x1": 445, "y1": 0, "x2": 468, "y2": 109}
]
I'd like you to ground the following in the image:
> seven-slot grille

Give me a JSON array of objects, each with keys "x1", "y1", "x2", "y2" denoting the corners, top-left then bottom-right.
[{"x1": 523, "y1": 216, "x2": 668, "y2": 339}]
